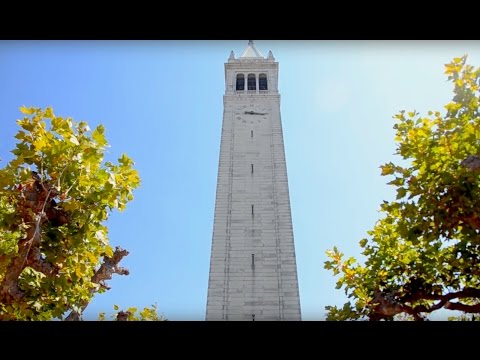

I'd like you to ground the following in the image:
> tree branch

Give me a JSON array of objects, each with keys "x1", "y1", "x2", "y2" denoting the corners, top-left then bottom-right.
[
  {"x1": 0, "y1": 218, "x2": 42, "y2": 305},
  {"x1": 26, "y1": 247, "x2": 58, "y2": 277},
  {"x1": 413, "y1": 287, "x2": 480, "y2": 303},
  {"x1": 461, "y1": 155, "x2": 480, "y2": 171},
  {"x1": 64, "y1": 246, "x2": 130, "y2": 321},
  {"x1": 369, "y1": 287, "x2": 480, "y2": 320},
  {"x1": 445, "y1": 301, "x2": 480, "y2": 313},
  {"x1": 0, "y1": 172, "x2": 57, "y2": 308},
  {"x1": 116, "y1": 311, "x2": 130, "y2": 321}
]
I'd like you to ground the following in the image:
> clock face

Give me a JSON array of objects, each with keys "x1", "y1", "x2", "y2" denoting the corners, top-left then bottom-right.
[{"x1": 234, "y1": 104, "x2": 269, "y2": 125}]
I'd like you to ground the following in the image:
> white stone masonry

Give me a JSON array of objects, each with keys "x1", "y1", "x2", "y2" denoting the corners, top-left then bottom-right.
[{"x1": 206, "y1": 42, "x2": 301, "y2": 321}]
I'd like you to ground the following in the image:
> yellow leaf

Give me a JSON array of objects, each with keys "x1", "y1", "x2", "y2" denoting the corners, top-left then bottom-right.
[
  {"x1": 19, "y1": 106, "x2": 34, "y2": 115},
  {"x1": 380, "y1": 163, "x2": 394, "y2": 176},
  {"x1": 34, "y1": 138, "x2": 47, "y2": 151},
  {"x1": 104, "y1": 245, "x2": 113, "y2": 258},
  {"x1": 378, "y1": 270, "x2": 388, "y2": 278},
  {"x1": 92, "y1": 125, "x2": 107, "y2": 147},
  {"x1": 87, "y1": 252, "x2": 98, "y2": 264},
  {"x1": 44, "y1": 107, "x2": 55, "y2": 119}
]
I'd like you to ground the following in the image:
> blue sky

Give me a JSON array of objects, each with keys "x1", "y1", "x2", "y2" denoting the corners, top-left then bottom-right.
[{"x1": 1, "y1": 40, "x2": 480, "y2": 320}]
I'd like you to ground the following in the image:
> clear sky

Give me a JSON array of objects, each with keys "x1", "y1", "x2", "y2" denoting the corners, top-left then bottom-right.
[{"x1": 1, "y1": 40, "x2": 480, "y2": 321}]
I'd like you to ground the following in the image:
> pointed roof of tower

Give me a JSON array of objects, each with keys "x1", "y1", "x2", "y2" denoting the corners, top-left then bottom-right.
[{"x1": 240, "y1": 40, "x2": 265, "y2": 59}]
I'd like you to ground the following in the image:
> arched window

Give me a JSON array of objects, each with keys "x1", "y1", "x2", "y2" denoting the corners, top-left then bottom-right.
[
  {"x1": 236, "y1": 74, "x2": 245, "y2": 91},
  {"x1": 247, "y1": 74, "x2": 256, "y2": 91},
  {"x1": 259, "y1": 73, "x2": 268, "y2": 91}
]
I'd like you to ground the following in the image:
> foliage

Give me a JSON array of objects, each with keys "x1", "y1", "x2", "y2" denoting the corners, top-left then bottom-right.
[
  {"x1": 0, "y1": 107, "x2": 140, "y2": 320},
  {"x1": 325, "y1": 55, "x2": 480, "y2": 321},
  {"x1": 98, "y1": 303, "x2": 167, "y2": 321}
]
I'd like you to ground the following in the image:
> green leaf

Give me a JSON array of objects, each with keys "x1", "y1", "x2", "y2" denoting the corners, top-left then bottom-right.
[
  {"x1": 0, "y1": 106, "x2": 140, "y2": 320},
  {"x1": 119, "y1": 153, "x2": 134, "y2": 167},
  {"x1": 14, "y1": 131, "x2": 27, "y2": 140},
  {"x1": 396, "y1": 187, "x2": 407, "y2": 199},
  {"x1": 326, "y1": 56, "x2": 480, "y2": 321}
]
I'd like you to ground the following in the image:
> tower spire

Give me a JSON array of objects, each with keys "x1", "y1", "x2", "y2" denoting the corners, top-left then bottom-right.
[{"x1": 240, "y1": 40, "x2": 264, "y2": 59}]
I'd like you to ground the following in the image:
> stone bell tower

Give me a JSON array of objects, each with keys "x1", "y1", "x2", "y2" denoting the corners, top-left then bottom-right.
[{"x1": 206, "y1": 41, "x2": 301, "y2": 321}]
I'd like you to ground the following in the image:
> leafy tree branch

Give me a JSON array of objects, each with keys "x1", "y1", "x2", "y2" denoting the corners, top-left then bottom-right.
[
  {"x1": 325, "y1": 55, "x2": 480, "y2": 321},
  {"x1": 0, "y1": 107, "x2": 140, "y2": 320}
]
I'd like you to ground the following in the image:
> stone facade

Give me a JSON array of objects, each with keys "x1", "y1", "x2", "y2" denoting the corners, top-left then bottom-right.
[{"x1": 206, "y1": 42, "x2": 301, "y2": 321}]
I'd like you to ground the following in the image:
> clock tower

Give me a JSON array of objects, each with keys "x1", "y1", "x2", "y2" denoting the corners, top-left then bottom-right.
[{"x1": 206, "y1": 41, "x2": 301, "y2": 320}]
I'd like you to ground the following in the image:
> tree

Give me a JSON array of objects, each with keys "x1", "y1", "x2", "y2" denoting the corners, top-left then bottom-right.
[
  {"x1": 325, "y1": 55, "x2": 480, "y2": 321},
  {"x1": 98, "y1": 303, "x2": 167, "y2": 321},
  {"x1": 0, "y1": 106, "x2": 141, "y2": 320}
]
